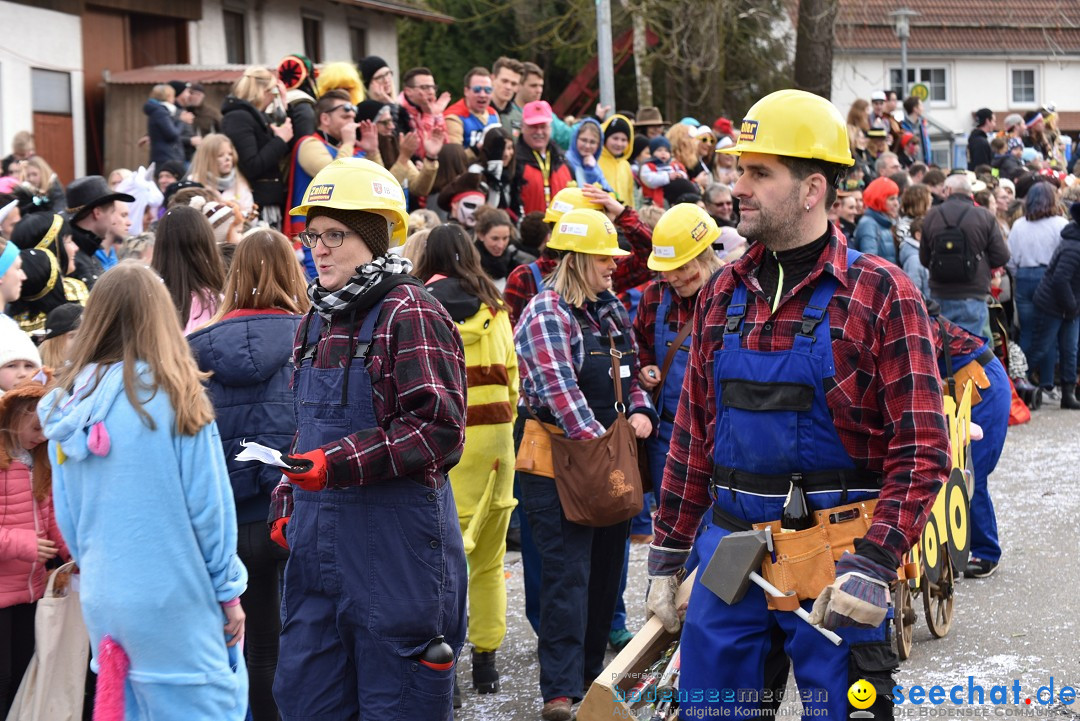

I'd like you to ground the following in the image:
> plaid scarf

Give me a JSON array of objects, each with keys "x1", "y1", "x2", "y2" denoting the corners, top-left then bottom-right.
[{"x1": 308, "y1": 254, "x2": 414, "y2": 321}]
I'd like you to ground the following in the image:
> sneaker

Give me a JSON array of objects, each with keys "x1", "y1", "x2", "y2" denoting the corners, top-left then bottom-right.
[
  {"x1": 964, "y1": 557, "x2": 999, "y2": 578},
  {"x1": 1042, "y1": 386, "x2": 1062, "y2": 403},
  {"x1": 541, "y1": 697, "x2": 573, "y2": 721},
  {"x1": 472, "y1": 649, "x2": 499, "y2": 694},
  {"x1": 609, "y1": 627, "x2": 634, "y2": 652}
]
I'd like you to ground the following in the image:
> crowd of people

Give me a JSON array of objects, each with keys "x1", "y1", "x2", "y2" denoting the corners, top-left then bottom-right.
[{"x1": 0, "y1": 51, "x2": 1078, "y2": 721}]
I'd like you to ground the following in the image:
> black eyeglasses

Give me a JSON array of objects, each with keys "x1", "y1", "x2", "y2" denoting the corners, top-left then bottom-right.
[
  {"x1": 329, "y1": 104, "x2": 357, "y2": 115},
  {"x1": 298, "y1": 230, "x2": 356, "y2": 248}
]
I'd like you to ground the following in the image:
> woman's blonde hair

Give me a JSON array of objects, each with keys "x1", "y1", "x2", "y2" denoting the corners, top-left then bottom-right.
[
  {"x1": 150, "y1": 84, "x2": 174, "y2": 103},
  {"x1": 401, "y1": 228, "x2": 432, "y2": 271},
  {"x1": 232, "y1": 67, "x2": 276, "y2": 106},
  {"x1": 209, "y1": 229, "x2": 310, "y2": 322},
  {"x1": 38, "y1": 336, "x2": 71, "y2": 369},
  {"x1": 666, "y1": 124, "x2": 698, "y2": 171},
  {"x1": 58, "y1": 261, "x2": 214, "y2": 436},
  {"x1": 23, "y1": 156, "x2": 57, "y2": 192},
  {"x1": 689, "y1": 245, "x2": 723, "y2": 277},
  {"x1": 549, "y1": 251, "x2": 600, "y2": 308},
  {"x1": 187, "y1": 134, "x2": 238, "y2": 189}
]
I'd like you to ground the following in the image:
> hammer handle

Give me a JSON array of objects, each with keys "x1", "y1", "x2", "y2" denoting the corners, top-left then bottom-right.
[{"x1": 748, "y1": 571, "x2": 843, "y2": 646}]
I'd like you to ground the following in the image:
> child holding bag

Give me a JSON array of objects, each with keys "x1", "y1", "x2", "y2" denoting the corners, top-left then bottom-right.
[
  {"x1": 0, "y1": 372, "x2": 69, "y2": 716},
  {"x1": 39, "y1": 261, "x2": 248, "y2": 721}
]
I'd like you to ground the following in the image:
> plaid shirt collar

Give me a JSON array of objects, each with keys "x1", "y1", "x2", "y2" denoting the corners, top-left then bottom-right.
[{"x1": 730, "y1": 225, "x2": 855, "y2": 298}]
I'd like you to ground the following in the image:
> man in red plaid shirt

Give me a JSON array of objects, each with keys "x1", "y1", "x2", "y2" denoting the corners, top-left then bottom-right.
[{"x1": 645, "y1": 90, "x2": 950, "y2": 720}]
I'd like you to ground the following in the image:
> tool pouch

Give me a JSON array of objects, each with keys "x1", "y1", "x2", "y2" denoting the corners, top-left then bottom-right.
[
  {"x1": 752, "y1": 499, "x2": 878, "y2": 610},
  {"x1": 514, "y1": 419, "x2": 562, "y2": 479}
]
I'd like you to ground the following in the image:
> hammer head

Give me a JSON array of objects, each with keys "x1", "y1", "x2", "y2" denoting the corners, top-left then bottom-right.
[{"x1": 700, "y1": 530, "x2": 769, "y2": 605}]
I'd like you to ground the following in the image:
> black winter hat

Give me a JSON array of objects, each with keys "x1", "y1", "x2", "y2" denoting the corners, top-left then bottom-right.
[
  {"x1": 306, "y1": 207, "x2": 391, "y2": 259},
  {"x1": 604, "y1": 117, "x2": 632, "y2": 141},
  {"x1": 663, "y1": 178, "x2": 702, "y2": 207},
  {"x1": 41, "y1": 303, "x2": 83, "y2": 341},
  {"x1": 168, "y1": 80, "x2": 190, "y2": 98},
  {"x1": 360, "y1": 56, "x2": 389, "y2": 87}
]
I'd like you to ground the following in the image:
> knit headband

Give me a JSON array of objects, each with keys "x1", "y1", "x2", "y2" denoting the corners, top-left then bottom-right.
[{"x1": 0, "y1": 240, "x2": 19, "y2": 278}]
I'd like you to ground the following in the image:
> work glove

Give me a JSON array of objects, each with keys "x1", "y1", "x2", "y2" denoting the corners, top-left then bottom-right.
[
  {"x1": 808, "y1": 552, "x2": 897, "y2": 630},
  {"x1": 282, "y1": 449, "x2": 329, "y2": 491},
  {"x1": 270, "y1": 517, "x2": 290, "y2": 550},
  {"x1": 646, "y1": 574, "x2": 682, "y2": 633}
]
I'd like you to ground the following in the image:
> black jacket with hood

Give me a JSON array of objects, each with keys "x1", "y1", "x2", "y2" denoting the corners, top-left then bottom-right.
[{"x1": 221, "y1": 96, "x2": 290, "y2": 209}]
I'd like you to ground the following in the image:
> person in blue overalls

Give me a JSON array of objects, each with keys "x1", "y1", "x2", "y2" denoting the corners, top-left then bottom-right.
[
  {"x1": 515, "y1": 208, "x2": 657, "y2": 721},
  {"x1": 928, "y1": 304, "x2": 1010, "y2": 579},
  {"x1": 267, "y1": 157, "x2": 469, "y2": 721},
  {"x1": 646, "y1": 90, "x2": 951, "y2": 719}
]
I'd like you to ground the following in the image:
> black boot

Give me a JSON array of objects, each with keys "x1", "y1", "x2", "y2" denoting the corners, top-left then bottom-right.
[
  {"x1": 1062, "y1": 386, "x2": 1080, "y2": 409},
  {"x1": 472, "y1": 649, "x2": 499, "y2": 693},
  {"x1": 453, "y1": 675, "x2": 463, "y2": 708}
]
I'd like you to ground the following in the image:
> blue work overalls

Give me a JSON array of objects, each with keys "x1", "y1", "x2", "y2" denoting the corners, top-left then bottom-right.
[
  {"x1": 519, "y1": 304, "x2": 634, "y2": 702},
  {"x1": 647, "y1": 286, "x2": 692, "y2": 487},
  {"x1": 274, "y1": 299, "x2": 468, "y2": 721},
  {"x1": 680, "y1": 251, "x2": 897, "y2": 719}
]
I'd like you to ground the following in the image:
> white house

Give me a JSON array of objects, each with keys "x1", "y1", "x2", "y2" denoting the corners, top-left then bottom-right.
[
  {"x1": 0, "y1": 0, "x2": 451, "y2": 181},
  {"x1": 831, "y1": 0, "x2": 1080, "y2": 167}
]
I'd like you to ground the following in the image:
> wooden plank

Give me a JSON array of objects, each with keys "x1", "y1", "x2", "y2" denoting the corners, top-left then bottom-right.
[
  {"x1": 577, "y1": 568, "x2": 696, "y2": 721},
  {"x1": 32, "y1": 113, "x2": 75, "y2": 186}
]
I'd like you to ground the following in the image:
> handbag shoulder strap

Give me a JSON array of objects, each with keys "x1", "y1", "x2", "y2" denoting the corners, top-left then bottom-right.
[
  {"x1": 608, "y1": 333, "x2": 627, "y2": 415},
  {"x1": 653, "y1": 315, "x2": 694, "y2": 404}
]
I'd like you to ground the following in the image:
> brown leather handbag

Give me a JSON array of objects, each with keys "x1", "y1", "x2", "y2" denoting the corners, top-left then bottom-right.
[{"x1": 526, "y1": 336, "x2": 644, "y2": 527}]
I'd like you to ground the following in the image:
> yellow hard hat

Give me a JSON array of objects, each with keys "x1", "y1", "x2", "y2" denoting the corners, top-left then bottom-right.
[
  {"x1": 543, "y1": 186, "x2": 603, "y2": 223},
  {"x1": 648, "y1": 203, "x2": 721, "y2": 271},
  {"x1": 717, "y1": 89, "x2": 854, "y2": 167},
  {"x1": 289, "y1": 157, "x2": 409, "y2": 247},
  {"x1": 546, "y1": 208, "x2": 629, "y2": 256}
]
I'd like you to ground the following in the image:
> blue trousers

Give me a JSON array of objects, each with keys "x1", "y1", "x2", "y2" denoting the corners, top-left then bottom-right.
[
  {"x1": 519, "y1": 471, "x2": 629, "y2": 702},
  {"x1": 1029, "y1": 312, "x2": 1080, "y2": 390},
  {"x1": 969, "y1": 358, "x2": 1010, "y2": 563},
  {"x1": 1013, "y1": 267, "x2": 1047, "y2": 358},
  {"x1": 934, "y1": 295, "x2": 991, "y2": 340}
]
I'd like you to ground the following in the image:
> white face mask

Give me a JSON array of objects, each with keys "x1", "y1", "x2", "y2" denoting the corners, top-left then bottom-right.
[{"x1": 454, "y1": 194, "x2": 485, "y2": 228}]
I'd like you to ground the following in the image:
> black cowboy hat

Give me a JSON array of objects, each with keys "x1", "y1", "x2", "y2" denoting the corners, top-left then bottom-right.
[{"x1": 64, "y1": 175, "x2": 134, "y2": 222}]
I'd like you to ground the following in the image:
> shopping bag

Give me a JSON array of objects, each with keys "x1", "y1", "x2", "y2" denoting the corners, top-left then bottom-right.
[{"x1": 6, "y1": 561, "x2": 89, "y2": 721}]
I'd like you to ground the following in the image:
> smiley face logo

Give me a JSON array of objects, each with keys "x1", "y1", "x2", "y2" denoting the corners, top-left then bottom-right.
[{"x1": 848, "y1": 679, "x2": 876, "y2": 710}]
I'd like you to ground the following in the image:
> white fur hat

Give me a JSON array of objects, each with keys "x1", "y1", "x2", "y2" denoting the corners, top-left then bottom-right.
[{"x1": 0, "y1": 316, "x2": 42, "y2": 371}]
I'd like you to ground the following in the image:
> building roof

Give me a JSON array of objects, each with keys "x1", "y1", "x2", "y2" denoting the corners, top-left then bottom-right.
[
  {"x1": 343, "y1": 0, "x2": 454, "y2": 23},
  {"x1": 835, "y1": 1, "x2": 1080, "y2": 55},
  {"x1": 106, "y1": 66, "x2": 248, "y2": 85}
]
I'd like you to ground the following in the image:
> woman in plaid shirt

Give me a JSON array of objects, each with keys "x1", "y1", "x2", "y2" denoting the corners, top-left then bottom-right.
[{"x1": 514, "y1": 208, "x2": 656, "y2": 721}]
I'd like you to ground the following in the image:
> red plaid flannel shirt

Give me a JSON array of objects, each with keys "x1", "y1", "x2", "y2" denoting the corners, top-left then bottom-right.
[
  {"x1": 503, "y1": 207, "x2": 656, "y2": 326},
  {"x1": 632, "y1": 280, "x2": 697, "y2": 368},
  {"x1": 652, "y1": 229, "x2": 950, "y2": 567},
  {"x1": 269, "y1": 284, "x2": 467, "y2": 523}
]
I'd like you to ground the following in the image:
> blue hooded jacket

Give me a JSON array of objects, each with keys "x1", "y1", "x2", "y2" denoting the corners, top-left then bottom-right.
[
  {"x1": 565, "y1": 118, "x2": 614, "y2": 192},
  {"x1": 188, "y1": 311, "x2": 303, "y2": 525}
]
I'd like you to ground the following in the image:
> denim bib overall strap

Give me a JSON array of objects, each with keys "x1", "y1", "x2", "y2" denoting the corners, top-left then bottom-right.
[
  {"x1": 646, "y1": 286, "x2": 692, "y2": 488},
  {"x1": 679, "y1": 248, "x2": 894, "y2": 720},
  {"x1": 528, "y1": 261, "x2": 545, "y2": 292},
  {"x1": 276, "y1": 298, "x2": 467, "y2": 721}
]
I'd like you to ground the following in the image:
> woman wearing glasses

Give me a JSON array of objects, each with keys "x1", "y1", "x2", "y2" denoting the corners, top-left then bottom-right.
[{"x1": 269, "y1": 157, "x2": 468, "y2": 721}]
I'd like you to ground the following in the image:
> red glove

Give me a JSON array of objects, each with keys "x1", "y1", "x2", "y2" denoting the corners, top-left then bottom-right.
[
  {"x1": 282, "y1": 449, "x2": 329, "y2": 491},
  {"x1": 270, "y1": 517, "x2": 290, "y2": 549}
]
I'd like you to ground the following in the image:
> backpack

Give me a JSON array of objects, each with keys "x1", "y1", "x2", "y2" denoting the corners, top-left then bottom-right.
[{"x1": 929, "y1": 205, "x2": 980, "y2": 283}]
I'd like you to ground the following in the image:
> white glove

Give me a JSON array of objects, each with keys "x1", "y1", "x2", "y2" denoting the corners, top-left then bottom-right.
[{"x1": 646, "y1": 574, "x2": 681, "y2": 633}]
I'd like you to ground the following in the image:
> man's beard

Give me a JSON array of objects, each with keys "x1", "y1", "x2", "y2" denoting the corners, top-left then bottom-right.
[{"x1": 737, "y1": 186, "x2": 804, "y2": 252}]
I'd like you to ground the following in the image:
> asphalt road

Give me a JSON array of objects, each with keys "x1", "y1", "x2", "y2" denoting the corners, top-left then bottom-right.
[{"x1": 453, "y1": 405, "x2": 1080, "y2": 721}]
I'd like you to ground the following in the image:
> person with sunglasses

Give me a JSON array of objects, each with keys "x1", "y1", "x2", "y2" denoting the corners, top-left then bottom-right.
[
  {"x1": 445, "y1": 67, "x2": 501, "y2": 156},
  {"x1": 285, "y1": 90, "x2": 378, "y2": 274},
  {"x1": 270, "y1": 157, "x2": 468, "y2": 720}
]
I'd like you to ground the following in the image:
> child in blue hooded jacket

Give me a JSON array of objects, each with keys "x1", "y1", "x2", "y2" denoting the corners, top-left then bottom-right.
[
  {"x1": 565, "y1": 118, "x2": 614, "y2": 193},
  {"x1": 39, "y1": 261, "x2": 248, "y2": 721}
]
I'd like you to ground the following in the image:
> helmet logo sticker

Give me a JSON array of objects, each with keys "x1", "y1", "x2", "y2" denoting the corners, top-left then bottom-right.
[
  {"x1": 308, "y1": 184, "x2": 334, "y2": 202},
  {"x1": 739, "y1": 120, "x2": 758, "y2": 143},
  {"x1": 552, "y1": 200, "x2": 573, "y2": 213},
  {"x1": 690, "y1": 220, "x2": 708, "y2": 242},
  {"x1": 653, "y1": 245, "x2": 676, "y2": 258},
  {"x1": 371, "y1": 180, "x2": 403, "y2": 200},
  {"x1": 559, "y1": 221, "x2": 589, "y2": 237}
]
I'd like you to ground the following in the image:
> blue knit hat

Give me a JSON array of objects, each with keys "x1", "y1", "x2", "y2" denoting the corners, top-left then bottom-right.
[{"x1": 649, "y1": 136, "x2": 671, "y2": 153}]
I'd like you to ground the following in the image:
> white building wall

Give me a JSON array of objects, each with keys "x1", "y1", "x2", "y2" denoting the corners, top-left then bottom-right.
[
  {"x1": 833, "y1": 53, "x2": 1080, "y2": 135},
  {"x1": 0, "y1": 0, "x2": 85, "y2": 175}
]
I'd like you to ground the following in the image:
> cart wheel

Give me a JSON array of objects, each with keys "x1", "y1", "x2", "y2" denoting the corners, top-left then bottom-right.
[
  {"x1": 923, "y1": 557, "x2": 955, "y2": 638},
  {"x1": 893, "y1": 579, "x2": 916, "y2": 660}
]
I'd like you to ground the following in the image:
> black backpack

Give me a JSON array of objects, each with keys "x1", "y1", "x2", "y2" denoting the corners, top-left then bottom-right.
[{"x1": 929, "y1": 205, "x2": 981, "y2": 283}]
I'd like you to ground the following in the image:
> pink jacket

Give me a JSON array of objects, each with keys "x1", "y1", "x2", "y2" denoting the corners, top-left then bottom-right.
[{"x1": 0, "y1": 460, "x2": 69, "y2": 607}]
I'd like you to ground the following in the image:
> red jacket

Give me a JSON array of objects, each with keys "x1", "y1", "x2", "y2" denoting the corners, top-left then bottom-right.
[
  {"x1": 0, "y1": 460, "x2": 69, "y2": 607},
  {"x1": 513, "y1": 138, "x2": 571, "y2": 216}
]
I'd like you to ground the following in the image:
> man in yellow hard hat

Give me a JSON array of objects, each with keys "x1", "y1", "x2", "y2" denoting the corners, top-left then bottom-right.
[
  {"x1": 646, "y1": 89, "x2": 950, "y2": 719},
  {"x1": 268, "y1": 157, "x2": 468, "y2": 720}
]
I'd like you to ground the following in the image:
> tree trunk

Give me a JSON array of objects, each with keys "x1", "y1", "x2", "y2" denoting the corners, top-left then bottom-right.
[
  {"x1": 619, "y1": 0, "x2": 653, "y2": 107},
  {"x1": 793, "y1": 0, "x2": 839, "y2": 99}
]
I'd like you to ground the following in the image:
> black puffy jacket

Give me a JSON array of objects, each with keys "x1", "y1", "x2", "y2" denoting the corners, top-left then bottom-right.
[
  {"x1": 221, "y1": 96, "x2": 290, "y2": 209},
  {"x1": 1034, "y1": 218, "x2": 1080, "y2": 319}
]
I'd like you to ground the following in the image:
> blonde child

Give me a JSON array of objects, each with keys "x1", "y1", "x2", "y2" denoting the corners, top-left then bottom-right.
[
  {"x1": 39, "y1": 261, "x2": 248, "y2": 720},
  {"x1": 186, "y1": 134, "x2": 255, "y2": 220},
  {"x1": 0, "y1": 373, "x2": 69, "y2": 716},
  {"x1": 36, "y1": 304, "x2": 82, "y2": 370}
]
